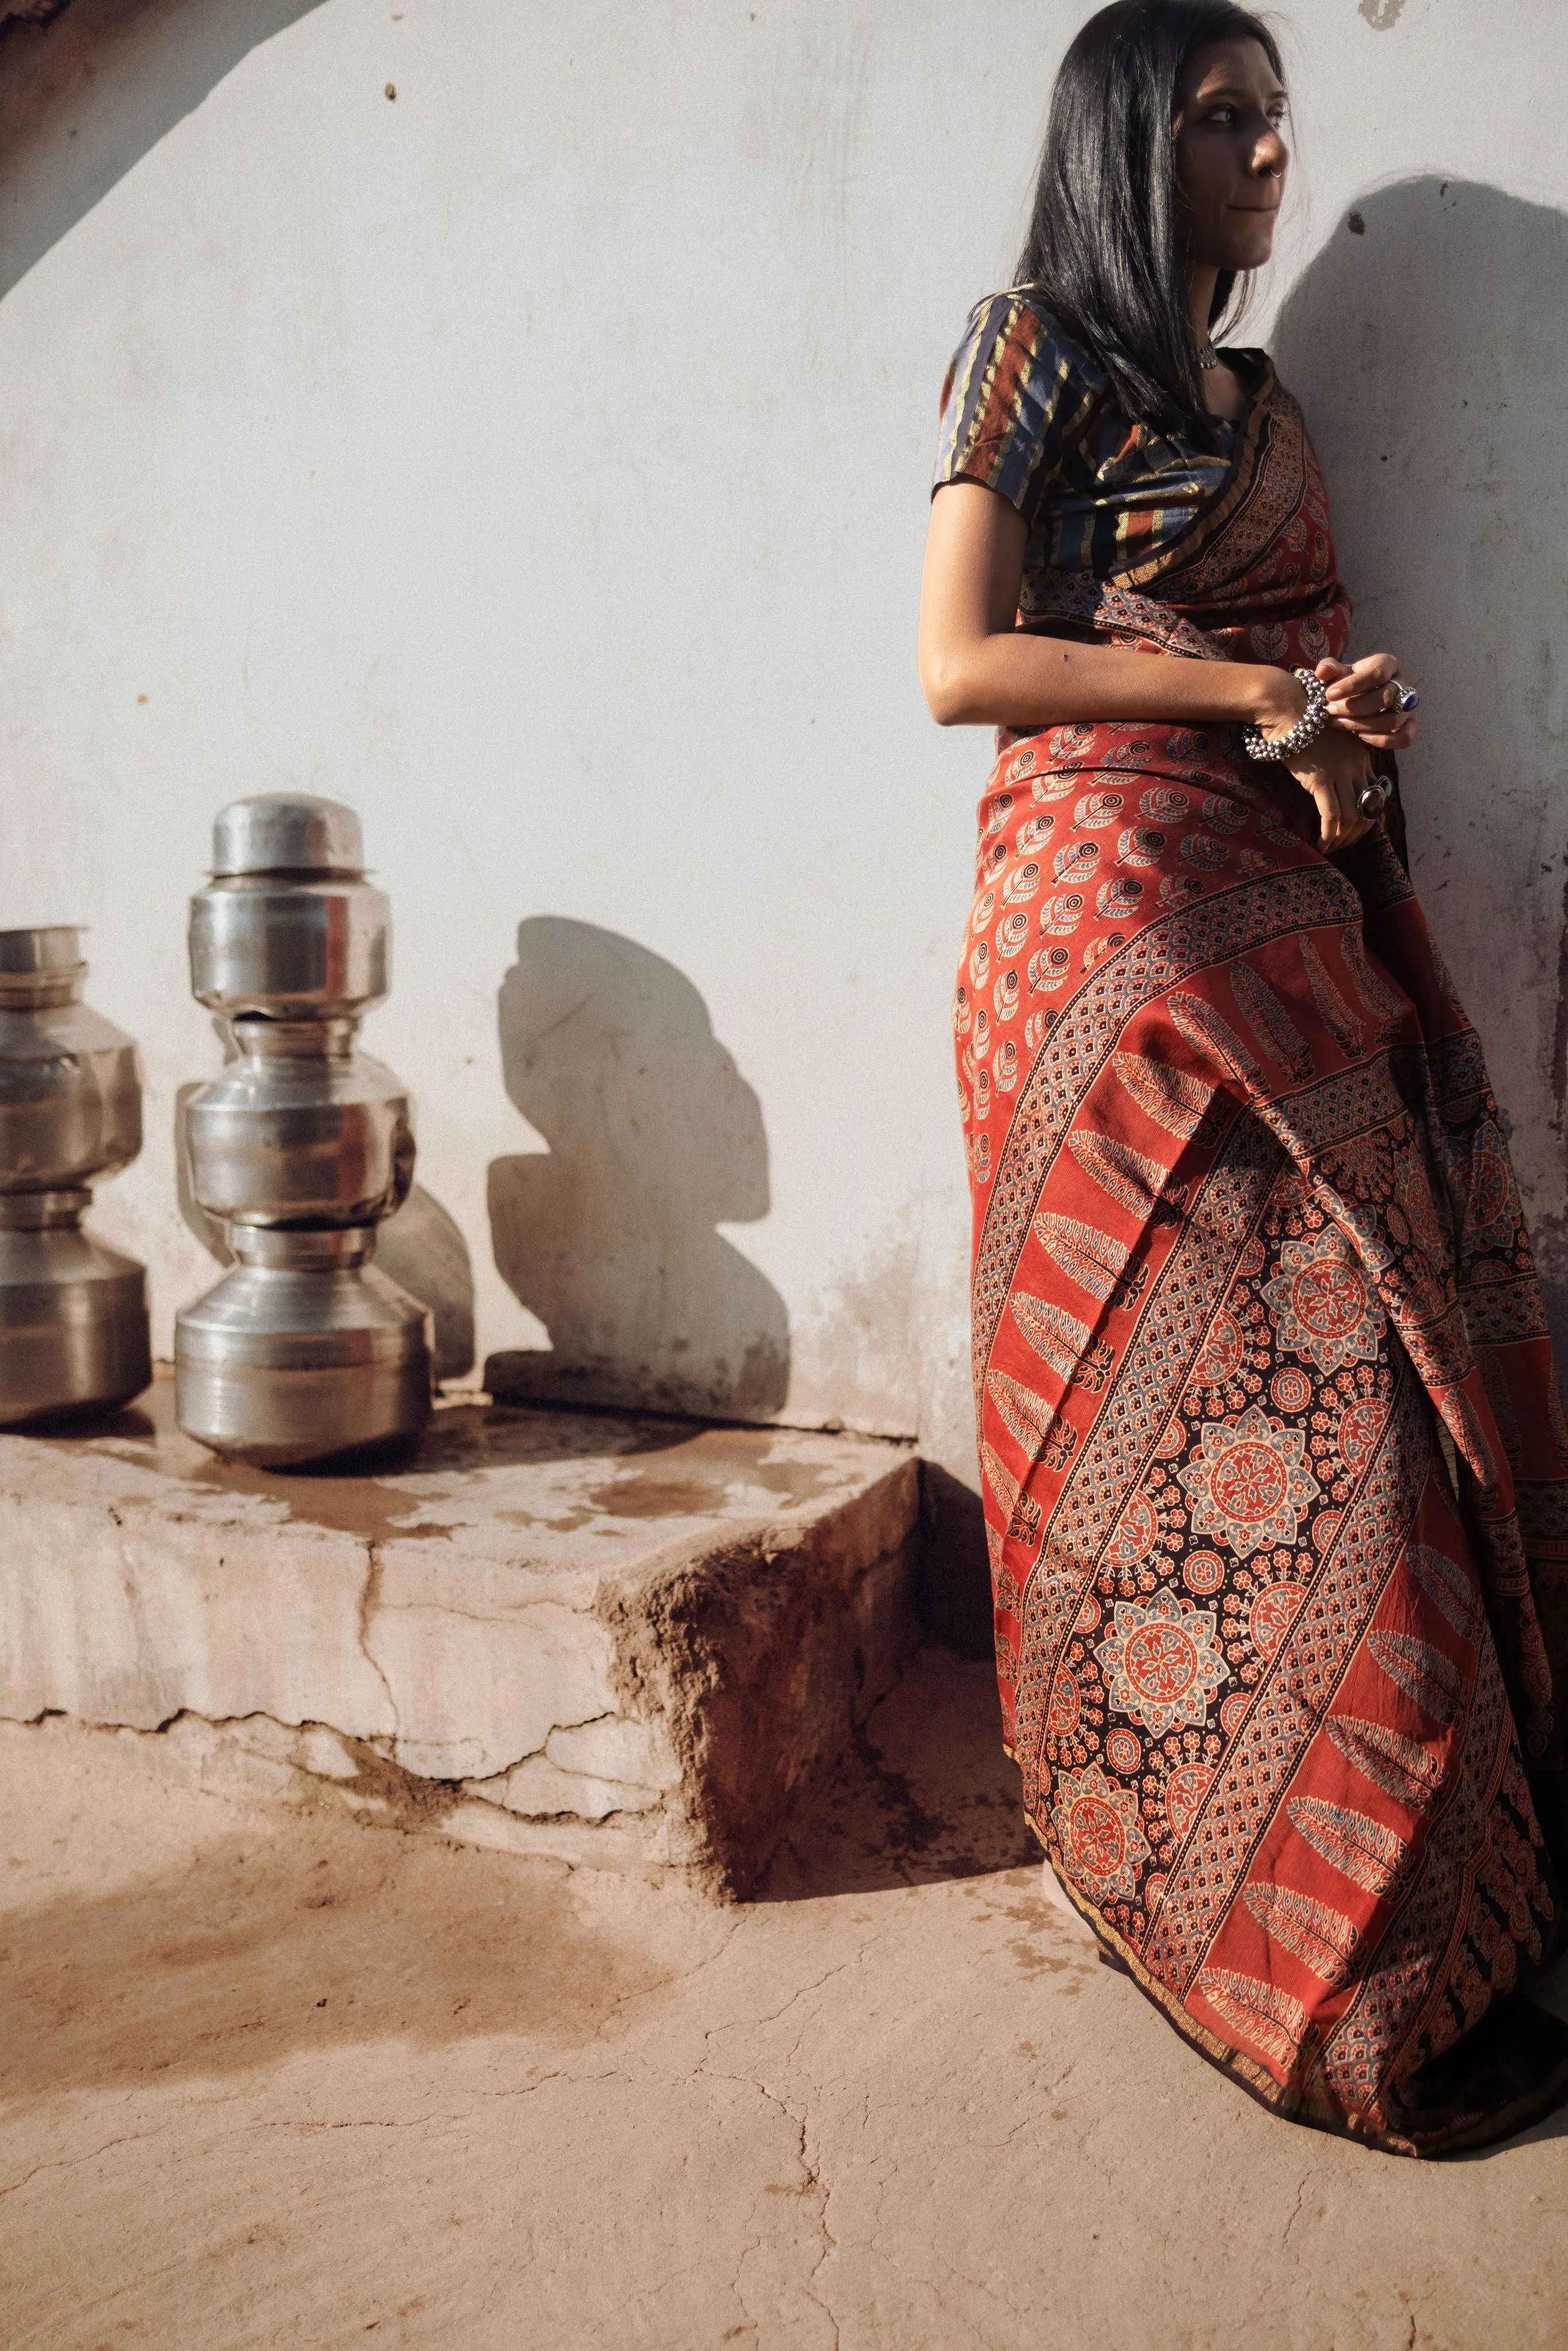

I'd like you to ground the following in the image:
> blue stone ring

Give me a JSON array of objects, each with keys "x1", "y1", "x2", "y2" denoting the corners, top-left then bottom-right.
[{"x1": 1394, "y1": 681, "x2": 1420, "y2": 713}]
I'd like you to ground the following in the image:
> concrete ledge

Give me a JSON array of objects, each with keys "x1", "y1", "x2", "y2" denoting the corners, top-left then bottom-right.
[{"x1": 0, "y1": 1373, "x2": 918, "y2": 1894}]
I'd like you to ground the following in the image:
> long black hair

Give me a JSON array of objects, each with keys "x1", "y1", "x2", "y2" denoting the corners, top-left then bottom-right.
[{"x1": 1016, "y1": 0, "x2": 1284, "y2": 439}]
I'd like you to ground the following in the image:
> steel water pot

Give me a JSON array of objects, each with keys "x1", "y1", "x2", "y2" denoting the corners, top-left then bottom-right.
[
  {"x1": 183, "y1": 1021, "x2": 414, "y2": 1228},
  {"x1": 175, "y1": 1225, "x2": 431, "y2": 1468},
  {"x1": 188, "y1": 794, "x2": 390, "y2": 1022},
  {"x1": 0, "y1": 928, "x2": 150, "y2": 1425},
  {"x1": 176, "y1": 798, "x2": 430, "y2": 1466},
  {"x1": 0, "y1": 926, "x2": 141, "y2": 1193}
]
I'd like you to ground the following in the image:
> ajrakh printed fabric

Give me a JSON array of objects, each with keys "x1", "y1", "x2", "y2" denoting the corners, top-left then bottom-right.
[{"x1": 948, "y1": 318, "x2": 1568, "y2": 2155}]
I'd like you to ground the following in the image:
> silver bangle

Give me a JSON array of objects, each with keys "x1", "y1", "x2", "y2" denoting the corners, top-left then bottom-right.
[{"x1": 1241, "y1": 668, "x2": 1330, "y2": 763}]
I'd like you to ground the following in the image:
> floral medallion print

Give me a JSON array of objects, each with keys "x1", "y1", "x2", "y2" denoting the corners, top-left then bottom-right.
[
  {"x1": 1337, "y1": 1398, "x2": 1387, "y2": 1476},
  {"x1": 1107, "y1": 1488, "x2": 1162, "y2": 1567},
  {"x1": 1262, "y1": 1223, "x2": 1385, "y2": 1374},
  {"x1": 1176, "y1": 1405, "x2": 1323, "y2": 1558},
  {"x1": 1095, "y1": 1587, "x2": 1231, "y2": 1736},
  {"x1": 1050, "y1": 1763, "x2": 1151, "y2": 1904}
]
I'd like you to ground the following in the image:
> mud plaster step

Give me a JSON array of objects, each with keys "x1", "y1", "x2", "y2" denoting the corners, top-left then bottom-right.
[{"x1": 0, "y1": 1373, "x2": 918, "y2": 1894}]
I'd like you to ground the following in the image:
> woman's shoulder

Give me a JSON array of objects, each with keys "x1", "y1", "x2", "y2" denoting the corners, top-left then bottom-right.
[
  {"x1": 936, "y1": 288, "x2": 1109, "y2": 508},
  {"x1": 957, "y1": 287, "x2": 1107, "y2": 391}
]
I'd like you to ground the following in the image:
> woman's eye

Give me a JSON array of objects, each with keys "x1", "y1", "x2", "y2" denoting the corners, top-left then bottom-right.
[{"x1": 1208, "y1": 105, "x2": 1236, "y2": 124}]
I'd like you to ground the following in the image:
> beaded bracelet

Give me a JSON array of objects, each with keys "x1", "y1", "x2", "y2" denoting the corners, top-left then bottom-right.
[{"x1": 1241, "y1": 667, "x2": 1330, "y2": 763}]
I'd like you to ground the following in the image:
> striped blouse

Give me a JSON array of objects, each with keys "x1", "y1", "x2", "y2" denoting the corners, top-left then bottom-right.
[{"x1": 933, "y1": 290, "x2": 1262, "y2": 585}]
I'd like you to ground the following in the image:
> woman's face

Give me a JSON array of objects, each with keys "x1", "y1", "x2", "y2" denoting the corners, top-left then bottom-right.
[{"x1": 1173, "y1": 37, "x2": 1290, "y2": 274}]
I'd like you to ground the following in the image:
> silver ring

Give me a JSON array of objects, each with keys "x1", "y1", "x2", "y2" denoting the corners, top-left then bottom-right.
[
  {"x1": 1357, "y1": 777, "x2": 1391, "y2": 816},
  {"x1": 1394, "y1": 682, "x2": 1419, "y2": 713}
]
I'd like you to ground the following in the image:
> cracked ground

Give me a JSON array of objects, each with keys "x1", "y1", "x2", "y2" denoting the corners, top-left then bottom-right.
[{"x1": 3, "y1": 1650, "x2": 1567, "y2": 2350}]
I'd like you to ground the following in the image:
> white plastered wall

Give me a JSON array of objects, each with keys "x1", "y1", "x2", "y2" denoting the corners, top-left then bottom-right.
[{"x1": 1, "y1": 0, "x2": 1565, "y2": 1493}]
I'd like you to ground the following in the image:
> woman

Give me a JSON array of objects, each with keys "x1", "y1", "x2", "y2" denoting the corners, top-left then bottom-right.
[{"x1": 920, "y1": 0, "x2": 1568, "y2": 2154}]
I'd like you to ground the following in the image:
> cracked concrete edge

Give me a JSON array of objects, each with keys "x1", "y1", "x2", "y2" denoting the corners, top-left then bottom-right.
[
  {"x1": 0, "y1": 1450, "x2": 921, "y2": 1897},
  {"x1": 0, "y1": 1706, "x2": 681, "y2": 1876},
  {"x1": 592, "y1": 1456, "x2": 922, "y2": 1896}
]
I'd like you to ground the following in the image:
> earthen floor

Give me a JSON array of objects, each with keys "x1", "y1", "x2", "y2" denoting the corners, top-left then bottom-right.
[{"x1": 3, "y1": 1647, "x2": 1566, "y2": 2350}]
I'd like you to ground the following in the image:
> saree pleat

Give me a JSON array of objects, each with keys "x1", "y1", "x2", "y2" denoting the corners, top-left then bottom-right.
[{"x1": 957, "y1": 373, "x2": 1568, "y2": 2155}]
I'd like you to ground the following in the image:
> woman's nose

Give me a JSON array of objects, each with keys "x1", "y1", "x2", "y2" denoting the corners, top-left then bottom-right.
[{"x1": 1249, "y1": 124, "x2": 1288, "y2": 175}]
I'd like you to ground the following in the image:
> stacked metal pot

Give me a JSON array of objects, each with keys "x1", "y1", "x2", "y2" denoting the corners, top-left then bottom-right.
[
  {"x1": 175, "y1": 794, "x2": 432, "y2": 1465},
  {"x1": 0, "y1": 796, "x2": 433, "y2": 1465},
  {"x1": 0, "y1": 926, "x2": 151, "y2": 1425}
]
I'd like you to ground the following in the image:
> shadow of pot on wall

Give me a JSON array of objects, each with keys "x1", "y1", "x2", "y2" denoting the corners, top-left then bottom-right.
[{"x1": 484, "y1": 917, "x2": 790, "y2": 1421}]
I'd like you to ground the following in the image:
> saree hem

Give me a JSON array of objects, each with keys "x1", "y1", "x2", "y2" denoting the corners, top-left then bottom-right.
[{"x1": 1027, "y1": 1813, "x2": 1568, "y2": 2159}]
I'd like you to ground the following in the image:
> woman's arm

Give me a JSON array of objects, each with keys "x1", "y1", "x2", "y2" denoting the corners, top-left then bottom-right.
[
  {"x1": 918, "y1": 480, "x2": 1379, "y2": 850},
  {"x1": 918, "y1": 481, "x2": 1306, "y2": 734}
]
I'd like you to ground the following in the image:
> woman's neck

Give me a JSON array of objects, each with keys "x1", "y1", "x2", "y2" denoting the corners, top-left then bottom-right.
[
  {"x1": 1186, "y1": 259, "x2": 1249, "y2": 420},
  {"x1": 1187, "y1": 262, "x2": 1219, "y2": 352}
]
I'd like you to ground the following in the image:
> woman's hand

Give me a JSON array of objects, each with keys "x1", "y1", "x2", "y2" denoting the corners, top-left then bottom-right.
[
  {"x1": 1278, "y1": 722, "x2": 1379, "y2": 853},
  {"x1": 1314, "y1": 654, "x2": 1420, "y2": 752}
]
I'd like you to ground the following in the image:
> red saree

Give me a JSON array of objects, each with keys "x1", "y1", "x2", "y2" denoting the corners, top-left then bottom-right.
[{"x1": 958, "y1": 367, "x2": 1568, "y2": 2153}]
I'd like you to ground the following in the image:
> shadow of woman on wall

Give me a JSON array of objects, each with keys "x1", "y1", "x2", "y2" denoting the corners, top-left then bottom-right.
[
  {"x1": 1274, "y1": 177, "x2": 1568, "y2": 1357},
  {"x1": 484, "y1": 918, "x2": 790, "y2": 1421}
]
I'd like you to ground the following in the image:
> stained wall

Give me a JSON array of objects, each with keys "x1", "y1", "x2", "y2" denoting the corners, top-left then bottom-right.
[{"x1": 1, "y1": 0, "x2": 1564, "y2": 1511}]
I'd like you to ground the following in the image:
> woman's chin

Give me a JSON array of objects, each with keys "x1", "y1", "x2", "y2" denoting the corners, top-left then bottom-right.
[
  {"x1": 1191, "y1": 221, "x2": 1278, "y2": 277},
  {"x1": 1220, "y1": 229, "x2": 1278, "y2": 274}
]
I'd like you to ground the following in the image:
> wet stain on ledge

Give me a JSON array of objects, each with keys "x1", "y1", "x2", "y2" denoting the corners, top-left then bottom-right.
[{"x1": 9, "y1": 1371, "x2": 883, "y2": 1549}]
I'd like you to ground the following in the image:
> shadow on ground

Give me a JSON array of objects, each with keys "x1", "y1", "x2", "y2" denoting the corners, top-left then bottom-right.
[
  {"x1": 0, "y1": 1791, "x2": 672, "y2": 2110},
  {"x1": 0, "y1": 1651, "x2": 1028, "y2": 2110},
  {"x1": 761, "y1": 1646, "x2": 1034, "y2": 1901}
]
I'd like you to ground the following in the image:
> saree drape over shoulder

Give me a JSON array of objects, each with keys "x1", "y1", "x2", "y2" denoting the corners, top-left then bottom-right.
[{"x1": 937, "y1": 295, "x2": 1568, "y2": 2155}]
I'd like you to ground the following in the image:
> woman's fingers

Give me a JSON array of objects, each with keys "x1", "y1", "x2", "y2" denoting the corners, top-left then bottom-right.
[
  {"x1": 1306, "y1": 765, "x2": 1376, "y2": 852},
  {"x1": 1324, "y1": 651, "x2": 1398, "y2": 699},
  {"x1": 1350, "y1": 722, "x2": 1418, "y2": 752},
  {"x1": 1314, "y1": 654, "x2": 1419, "y2": 770},
  {"x1": 1309, "y1": 776, "x2": 1359, "y2": 851},
  {"x1": 1332, "y1": 712, "x2": 1419, "y2": 752},
  {"x1": 1332, "y1": 774, "x2": 1367, "y2": 849},
  {"x1": 1324, "y1": 652, "x2": 1416, "y2": 727},
  {"x1": 1306, "y1": 775, "x2": 1340, "y2": 847},
  {"x1": 1330, "y1": 683, "x2": 1405, "y2": 720}
]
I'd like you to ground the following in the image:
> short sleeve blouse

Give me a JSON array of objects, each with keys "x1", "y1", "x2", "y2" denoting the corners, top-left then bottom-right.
[{"x1": 933, "y1": 291, "x2": 1251, "y2": 583}]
